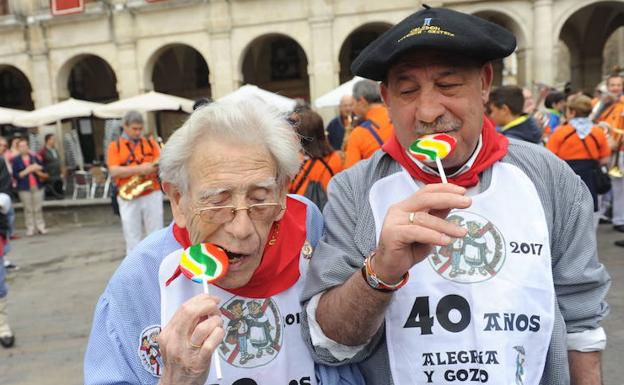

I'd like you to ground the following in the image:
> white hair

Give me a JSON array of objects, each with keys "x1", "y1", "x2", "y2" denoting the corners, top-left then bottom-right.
[{"x1": 159, "y1": 98, "x2": 302, "y2": 193}]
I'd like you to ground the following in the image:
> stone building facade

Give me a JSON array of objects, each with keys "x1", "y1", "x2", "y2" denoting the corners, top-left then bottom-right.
[{"x1": 0, "y1": 0, "x2": 623, "y2": 158}]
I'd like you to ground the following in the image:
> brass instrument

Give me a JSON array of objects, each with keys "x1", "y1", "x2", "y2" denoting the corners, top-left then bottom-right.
[
  {"x1": 118, "y1": 175, "x2": 156, "y2": 200},
  {"x1": 590, "y1": 97, "x2": 614, "y2": 123},
  {"x1": 340, "y1": 114, "x2": 355, "y2": 152}
]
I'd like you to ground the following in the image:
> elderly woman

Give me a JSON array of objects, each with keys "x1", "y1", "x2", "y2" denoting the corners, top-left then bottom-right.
[
  {"x1": 12, "y1": 138, "x2": 47, "y2": 236},
  {"x1": 84, "y1": 100, "x2": 362, "y2": 385}
]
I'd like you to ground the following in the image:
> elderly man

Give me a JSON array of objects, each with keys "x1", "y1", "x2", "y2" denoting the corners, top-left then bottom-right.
[
  {"x1": 343, "y1": 80, "x2": 394, "y2": 168},
  {"x1": 107, "y1": 111, "x2": 163, "y2": 255},
  {"x1": 326, "y1": 95, "x2": 355, "y2": 151},
  {"x1": 301, "y1": 7, "x2": 610, "y2": 385},
  {"x1": 85, "y1": 100, "x2": 362, "y2": 385}
]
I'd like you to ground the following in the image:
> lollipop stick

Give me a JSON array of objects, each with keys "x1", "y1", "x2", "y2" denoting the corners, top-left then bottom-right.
[
  {"x1": 202, "y1": 280, "x2": 223, "y2": 380},
  {"x1": 435, "y1": 157, "x2": 448, "y2": 184}
]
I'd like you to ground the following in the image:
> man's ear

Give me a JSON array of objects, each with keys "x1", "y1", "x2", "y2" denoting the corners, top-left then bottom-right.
[
  {"x1": 480, "y1": 63, "x2": 494, "y2": 104},
  {"x1": 380, "y1": 82, "x2": 389, "y2": 105},
  {"x1": 501, "y1": 104, "x2": 513, "y2": 116},
  {"x1": 274, "y1": 181, "x2": 290, "y2": 222},
  {"x1": 163, "y1": 182, "x2": 187, "y2": 228}
]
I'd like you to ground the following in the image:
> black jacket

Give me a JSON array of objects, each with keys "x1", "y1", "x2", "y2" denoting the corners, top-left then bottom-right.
[{"x1": 502, "y1": 116, "x2": 543, "y2": 144}]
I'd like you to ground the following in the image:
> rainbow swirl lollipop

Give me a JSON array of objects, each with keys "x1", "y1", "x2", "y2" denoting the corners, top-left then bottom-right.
[
  {"x1": 408, "y1": 133, "x2": 457, "y2": 162},
  {"x1": 180, "y1": 243, "x2": 229, "y2": 284}
]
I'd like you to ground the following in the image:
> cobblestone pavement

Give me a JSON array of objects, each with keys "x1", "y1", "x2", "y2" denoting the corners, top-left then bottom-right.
[{"x1": 0, "y1": 221, "x2": 622, "y2": 385}]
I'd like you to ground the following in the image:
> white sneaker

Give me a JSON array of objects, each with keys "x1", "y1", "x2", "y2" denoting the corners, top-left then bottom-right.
[{"x1": 3, "y1": 260, "x2": 18, "y2": 270}]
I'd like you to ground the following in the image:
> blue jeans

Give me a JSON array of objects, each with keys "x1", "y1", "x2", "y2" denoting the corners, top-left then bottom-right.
[{"x1": 0, "y1": 257, "x2": 7, "y2": 298}]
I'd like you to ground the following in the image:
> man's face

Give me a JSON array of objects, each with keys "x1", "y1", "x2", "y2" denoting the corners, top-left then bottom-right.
[
  {"x1": 607, "y1": 76, "x2": 623, "y2": 96},
  {"x1": 381, "y1": 52, "x2": 493, "y2": 169},
  {"x1": 124, "y1": 123, "x2": 143, "y2": 140},
  {"x1": 522, "y1": 89, "x2": 535, "y2": 114},
  {"x1": 339, "y1": 96, "x2": 354, "y2": 118},
  {"x1": 0, "y1": 139, "x2": 7, "y2": 153},
  {"x1": 352, "y1": 97, "x2": 368, "y2": 119},
  {"x1": 229, "y1": 302, "x2": 244, "y2": 318},
  {"x1": 487, "y1": 104, "x2": 508, "y2": 127},
  {"x1": 47, "y1": 135, "x2": 56, "y2": 147},
  {"x1": 168, "y1": 138, "x2": 286, "y2": 290}
]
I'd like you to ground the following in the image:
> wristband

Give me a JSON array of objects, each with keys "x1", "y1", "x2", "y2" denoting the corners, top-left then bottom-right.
[{"x1": 361, "y1": 251, "x2": 409, "y2": 292}]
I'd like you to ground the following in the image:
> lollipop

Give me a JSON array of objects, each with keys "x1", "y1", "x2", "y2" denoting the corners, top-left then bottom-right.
[
  {"x1": 165, "y1": 243, "x2": 229, "y2": 379},
  {"x1": 408, "y1": 133, "x2": 457, "y2": 183},
  {"x1": 179, "y1": 243, "x2": 229, "y2": 285}
]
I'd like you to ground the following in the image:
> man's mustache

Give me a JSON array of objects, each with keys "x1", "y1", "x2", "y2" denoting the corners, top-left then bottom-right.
[{"x1": 415, "y1": 117, "x2": 462, "y2": 134}]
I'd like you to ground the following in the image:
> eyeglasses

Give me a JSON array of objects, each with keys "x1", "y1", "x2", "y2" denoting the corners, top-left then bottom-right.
[{"x1": 194, "y1": 202, "x2": 284, "y2": 224}]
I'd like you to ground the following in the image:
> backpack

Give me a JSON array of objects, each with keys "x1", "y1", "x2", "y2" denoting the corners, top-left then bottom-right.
[{"x1": 291, "y1": 157, "x2": 335, "y2": 210}]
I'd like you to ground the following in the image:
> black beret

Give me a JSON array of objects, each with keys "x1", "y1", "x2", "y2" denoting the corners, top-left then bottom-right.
[{"x1": 351, "y1": 6, "x2": 517, "y2": 80}]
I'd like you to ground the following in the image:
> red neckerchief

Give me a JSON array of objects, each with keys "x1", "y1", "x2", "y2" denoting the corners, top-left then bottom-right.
[
  {"x1": 382, "y1": 117, "x2": 509, "y2": 187},
  {"x1": 172, "y1": 196, "x2": 307, "y2": 298}
]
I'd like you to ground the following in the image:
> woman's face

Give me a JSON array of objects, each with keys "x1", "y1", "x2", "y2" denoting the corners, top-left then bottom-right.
[{"x1": 18, "y1": 141, "x2": 29, "y2": 155}]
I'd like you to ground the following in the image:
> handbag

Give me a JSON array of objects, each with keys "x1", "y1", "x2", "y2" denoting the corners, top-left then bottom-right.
[
  {"x1": 593, "y1": 164, "x2": 612, "y2": 195},
  {"x1": 579, "y1": 135, "x2": 612, "y2": 194}
]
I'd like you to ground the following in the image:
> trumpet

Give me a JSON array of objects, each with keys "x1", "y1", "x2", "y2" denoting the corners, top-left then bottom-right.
[
  {"x1": 590, "y1": 97, "x2": 615, "y2": 123},
  {"x1": 118, "y1": 175, "x2": 156, "y2": 200},
  {"x1": 118, "y1": 162, "x2": 159, "y2": 200}
]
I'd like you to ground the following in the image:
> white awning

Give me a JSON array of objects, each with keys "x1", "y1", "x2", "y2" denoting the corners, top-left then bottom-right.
[
  {"x1": 314, "y1": 77, "x2": 365, "y2": 108},
  {"x1": 13, "y1": 99, "x2": 103, "y2": 127},
  {"x1": 93, "y1": 91, "x2": 194, "y2": 119},
  {"x1": 218, "y1": 85, "x2": 297, "y2": 113},
  {"x1": 0, "y1": 107, "x2": 28, "y2": 125}
]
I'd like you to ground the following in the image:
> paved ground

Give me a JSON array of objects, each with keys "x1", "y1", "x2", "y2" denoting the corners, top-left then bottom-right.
[{"x1": 0, "y1": 219, "x2": 622, "y2": 385}]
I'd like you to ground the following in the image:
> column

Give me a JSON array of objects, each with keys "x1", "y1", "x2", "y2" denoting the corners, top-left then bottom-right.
[
  {"x1": 112, "y1": 7, "x2": 140, "y2": 98},
  {"x1": 207, "y1": 0, "x2": 235, "y2": 98},
  {"x1": 308, "y1": 16, "x2": 337, "y2": 104},
  {"x1": 27, "y1": 22, "x2": 53, "y2": 106},
  {"x1": 532, "y1": 0, "x2": 554, "y2": 86},
  {"x1": 307, "y1": 0, "x2": 336, "y2": 104}
]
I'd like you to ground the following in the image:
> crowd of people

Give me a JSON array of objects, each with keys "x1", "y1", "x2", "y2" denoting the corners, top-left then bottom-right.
[
  {"x1": 483, "y1": 73, "x2": 624, "y2": 247},
  {"x1": 78, "y1": 5, "x2": 615, "y2": 385}
]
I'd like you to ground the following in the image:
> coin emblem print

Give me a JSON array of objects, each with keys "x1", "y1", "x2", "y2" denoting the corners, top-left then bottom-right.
[{"x1": 429, "y1": 211, "x2": 505, "y2": 283}]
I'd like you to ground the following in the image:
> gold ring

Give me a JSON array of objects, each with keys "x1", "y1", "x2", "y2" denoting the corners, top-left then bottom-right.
[
  {"x1": 189, "y1": 341, "x2": 202, "y2": 349},
  {"x1": 408, "y1": 212, "x2": 416, "y2": 224}
]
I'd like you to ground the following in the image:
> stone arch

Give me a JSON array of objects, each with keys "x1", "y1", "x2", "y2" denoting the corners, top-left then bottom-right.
[
  {"x1": 472, "y1": 9, "x2": 529, "y2": 87},
  {"x1": 0, "y1": 64, "x2": 34, "y2": 110},
  {"x1": 603, "y1": 26, "x2": 624, "y2": 76},
  {"x1": 144, "y1": 43, "x2": 211, "y2": 100},
  {"x1": 54, "y1": 53, "x2": 118, "y2": 165},
  {"x1": 338, "y1": 22, "x2": 393, "y2": 83},
  {"x1": 56, "y1": 53, "x2": 118, "y2": 102},
  {"x1": 239, "y1": 33, "x2": 310, "y2": 101},
  {"x1": 556, "y1": 1, "x2": 624, "y2": 91}
]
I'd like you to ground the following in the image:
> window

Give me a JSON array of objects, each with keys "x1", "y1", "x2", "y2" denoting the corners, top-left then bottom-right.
[{"x1": 0, "y1": 0, "x2": 10, "y2": 15}]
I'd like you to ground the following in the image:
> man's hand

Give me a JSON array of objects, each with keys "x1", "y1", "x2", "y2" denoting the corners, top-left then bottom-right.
[
  {"x1": 372, "y1": 183, "x2": 471, "y2": 283},
  {"x1": 316, "y1": 183, "x2": 472, "y2": 346},
  {"x1": 157, "y1": 294, "x2": 225, "y2": 385},
  {"x1": 139, "y1": 162, "x2": 158, "y2": 176}
]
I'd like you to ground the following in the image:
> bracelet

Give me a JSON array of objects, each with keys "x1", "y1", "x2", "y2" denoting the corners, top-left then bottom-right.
[{"x1": 361, "y1": 251, "x2": 409, "y2": 292}]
